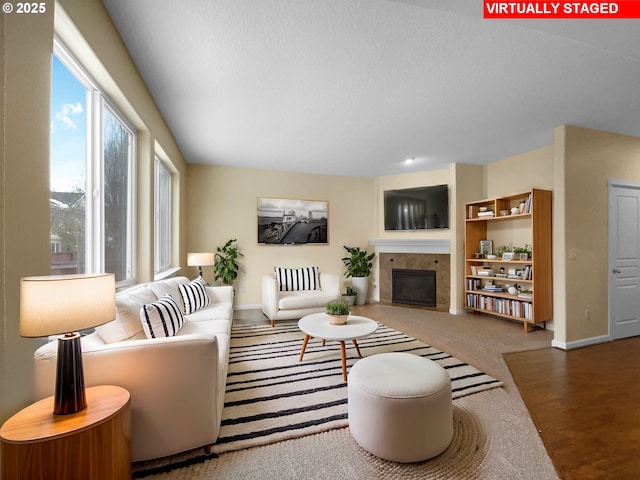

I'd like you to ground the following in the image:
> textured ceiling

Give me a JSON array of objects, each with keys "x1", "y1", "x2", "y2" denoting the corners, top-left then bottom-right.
[{"x1": 102, "y1": 0, "x2": 640, "y2": 178}]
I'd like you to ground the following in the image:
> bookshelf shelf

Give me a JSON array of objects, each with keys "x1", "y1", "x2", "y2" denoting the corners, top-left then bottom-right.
[{"x1": 464, "y1": 189, "x2": 552, "y2": 332}]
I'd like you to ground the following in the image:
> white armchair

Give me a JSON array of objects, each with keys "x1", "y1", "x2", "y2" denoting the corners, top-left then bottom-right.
[{"x1": 262, "y1": 272, "x2": 340, "y2": 327}]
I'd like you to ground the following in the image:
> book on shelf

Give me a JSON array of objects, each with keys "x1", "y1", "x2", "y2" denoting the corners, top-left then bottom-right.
[
  {"x1": 521, "y1": 192, "x2": 532, "y2": 214},
  {"x1": 518, "y1": 292, "x2": 533, "y2": 300},
  {"x1": 477, "y1": 211, "x2": 495, "y2": 217},
  {"x1": 465, "y1": 293, "x2": 533, "y2": 319},
  {"x1": 483, "y1": 287, "x2": 503, "y2": 292}
]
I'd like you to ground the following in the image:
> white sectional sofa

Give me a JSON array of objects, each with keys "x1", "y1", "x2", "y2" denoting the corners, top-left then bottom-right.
[
  {"x1": 262, "y1": 268, "x2": 340, "y2": 327},
  {"x1": 33, "y1": 276, "x2": 234, "y2": 462}
]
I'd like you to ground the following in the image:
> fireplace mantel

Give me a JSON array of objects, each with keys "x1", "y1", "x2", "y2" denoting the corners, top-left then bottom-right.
[{"x1": 369, "y1": 239, "x2": 450, "y2": 254}]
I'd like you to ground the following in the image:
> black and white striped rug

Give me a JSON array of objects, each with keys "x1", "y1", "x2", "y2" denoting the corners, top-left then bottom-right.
[{"x1": 211, "y1": 321, "x2": 502, "y2": 454}]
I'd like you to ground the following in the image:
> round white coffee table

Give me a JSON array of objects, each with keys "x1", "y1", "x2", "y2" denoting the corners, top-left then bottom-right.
[{"x1": 298, "y1": 313, "x2": 378, "y2": 381}]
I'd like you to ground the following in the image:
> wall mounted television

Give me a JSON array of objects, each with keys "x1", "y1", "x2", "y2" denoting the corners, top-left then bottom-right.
[{"x1": 383, "y1": 184, "x2": 449, "y2": 231}]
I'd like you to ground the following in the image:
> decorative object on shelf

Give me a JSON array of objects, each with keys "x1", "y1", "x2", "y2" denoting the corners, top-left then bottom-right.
[
  {"x1": 500, "y1": 209, "x2": 509, "y2": 216},
  {"x1": 479, "y1": 240, "x2": 493, "y2": 257},
  {"x1": 214, "y1": 239, "x2": 242, "y2": 286},
  {"x1": 187, "y1": 252, "x2": 215, "y2": 278},
  {"x1": 19, "y1": 274, "x2": 116, "y2": 415},
  {"x1": 502, "y1": 252, "x2": 515, "y2": 261},
  {"x1": 514, "y1": 244, "x2": 532, "y2": 259},
  {"x1": 340, "y1": 286, "x2": 357, "y2": 306},
  {"x1": 478, "y1": 210, "x2": 495, "y2": 218},
  {"x1": 486, "y1": 254, "x2": 497, "y2": 260},
  {"x1": 508, "y1": 286, "x2": 518, "y2": 295},
  {"x1": 342, "y1": 246, "x2": 375, "y2": 305},
  {"x1": 511, "y1": 207, "x2": 520, "y2": 215},
  {"x1": 326, "y1": 300, "x2": 350, "y2": 325}
]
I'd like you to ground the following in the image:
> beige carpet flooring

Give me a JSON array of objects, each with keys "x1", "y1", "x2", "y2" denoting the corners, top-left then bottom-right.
[{"x1": 140, "y1": 304, "x2": 560, "y2": 479}]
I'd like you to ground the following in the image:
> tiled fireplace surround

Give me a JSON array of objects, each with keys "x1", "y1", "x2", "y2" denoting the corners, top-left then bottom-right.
[{"x1": 372, "y1": 240, "x2": 450, "y2": 311}]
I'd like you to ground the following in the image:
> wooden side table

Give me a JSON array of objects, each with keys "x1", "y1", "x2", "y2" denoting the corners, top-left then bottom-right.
[{"x1": 0, "y1": 385, "x2": 131, "y2": 480}]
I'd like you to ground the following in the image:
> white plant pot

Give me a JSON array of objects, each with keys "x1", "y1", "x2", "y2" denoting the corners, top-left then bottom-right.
[{"x1": 351, "y1": 276, "x2": 369, "y2": 305}]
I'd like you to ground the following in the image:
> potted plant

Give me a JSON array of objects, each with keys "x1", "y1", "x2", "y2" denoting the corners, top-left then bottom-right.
[
  {"x1": 340, "y1": 286, "x2": 357, "y2": 306},
  {"x1": 214, "y1": 239, "x2": 242, "y2": 286},
  {"x1": 514, "y1": 244, "x2": 532, "y2": 259},
  {"x1": 342, "y1": 245, "x2": 375, "y2": 305},
  {"x1": 326, "y1": 300, "x2": 350, "y2": 325}
]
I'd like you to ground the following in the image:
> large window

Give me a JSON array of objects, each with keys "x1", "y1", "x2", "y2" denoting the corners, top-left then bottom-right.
[
  {"x1": 50, "y1": 39, "x2": 136, "y2": 285},
  {"x1": 154, "y1": 157, "x2": 172, "y2": 275}
]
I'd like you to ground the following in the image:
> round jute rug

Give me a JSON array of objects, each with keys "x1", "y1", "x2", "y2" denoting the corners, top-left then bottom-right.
[
  {"x1": 364, "y1": 404, "x2": 488, "y2": 479},
  {"x1": 133, "y1": 402, "x2": 488, "y2": 479}
]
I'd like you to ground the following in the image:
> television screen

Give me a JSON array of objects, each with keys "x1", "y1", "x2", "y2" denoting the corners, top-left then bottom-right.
[{"x1": 384, "y1": 184, "x2": 449, "y2": 230}]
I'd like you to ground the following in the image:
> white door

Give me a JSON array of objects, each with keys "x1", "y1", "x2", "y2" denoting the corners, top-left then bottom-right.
[{"x1": 609, "y1": 180, "x2": 640, "y2": 340}]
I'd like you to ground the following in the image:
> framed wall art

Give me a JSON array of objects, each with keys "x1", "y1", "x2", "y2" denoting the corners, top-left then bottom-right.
[{"x1": 257, "y1": 197, "x2": 328, "y2": 245}]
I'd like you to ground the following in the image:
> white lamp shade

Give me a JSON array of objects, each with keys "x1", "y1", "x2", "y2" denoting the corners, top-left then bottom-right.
[
  {"x1": 20, "y1": 273, "x2": 115, "y2": 337},
  {"x1": 187, "y1": 252, "x2": 215, "y2": 267}
]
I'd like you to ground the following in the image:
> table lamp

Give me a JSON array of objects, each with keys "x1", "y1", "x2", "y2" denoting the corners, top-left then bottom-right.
[
  {"x1": 187, "y1": 252, "x2": 215, "y2": 277},
  {"x1": 20, "y1": 273, "x2": 115, "y2": 415}
]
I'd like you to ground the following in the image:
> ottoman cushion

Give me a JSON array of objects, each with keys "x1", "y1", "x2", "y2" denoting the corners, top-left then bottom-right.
[{"x1": 348, "y1": 352, "x2": 453, "y2": 462}]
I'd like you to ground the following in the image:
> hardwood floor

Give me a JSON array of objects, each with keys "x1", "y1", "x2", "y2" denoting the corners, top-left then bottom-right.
[{"x1": 504, "y1": 337, "x2": 640, "y2": 480}]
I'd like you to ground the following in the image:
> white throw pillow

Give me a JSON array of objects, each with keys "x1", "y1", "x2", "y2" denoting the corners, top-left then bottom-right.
[
  {"x1": 140, "y1": 294, "x2": 185, "y2": 338},
  {"x1": 275, "y1": 266, "x2": 319, "y2": 291},
  {"x1": 95, "y1": 286, "x2": 154, "y2": 344},
  {"x1": 179, "y1": 276, "x2": 211, "y2": 314}
]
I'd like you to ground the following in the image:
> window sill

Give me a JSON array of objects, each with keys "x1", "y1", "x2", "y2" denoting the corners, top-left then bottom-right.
[{"x1": 154, "y1": 267, "x2": 181, "y2": 281}]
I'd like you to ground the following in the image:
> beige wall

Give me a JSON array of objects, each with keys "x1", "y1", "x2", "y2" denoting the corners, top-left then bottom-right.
[
  {"x1": 186, "y1": 165, "x2": 376, "y2": 306},
  {"x1": 451, "y1": 163, "x2": 484, "y2": 312},
  {"x1": 485, "y1": 145, "x2": 555, "y2": 197},
  {"x1": 558, "y1": 125, "x2": 640, "y2": 344},
  {"x1": 1, "y1": 0, "x2": 54, "y2": 424},
  {"x1": 0, "y1": 0, "x2": 188, "y2": 423}
]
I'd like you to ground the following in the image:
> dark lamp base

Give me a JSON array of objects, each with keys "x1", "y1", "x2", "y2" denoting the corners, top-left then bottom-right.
[{"x1": 54, "y1": 332, "x2": 87, "y2": 415}]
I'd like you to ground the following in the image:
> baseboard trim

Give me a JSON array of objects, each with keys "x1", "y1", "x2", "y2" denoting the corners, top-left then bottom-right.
[
  {"x1": 551, "y1": 334, "x2": 611, "y2": 350},
  {"x1": 234, "y1": 303, "x2": 262, "y2": 311}
]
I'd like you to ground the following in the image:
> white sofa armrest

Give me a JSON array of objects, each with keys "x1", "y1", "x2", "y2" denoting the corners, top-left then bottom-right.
[
  {"x1": 261, "y1": 274, "x2": 279, "y2": 320},
  {"x1": 34, "y1": 334, "x2": 221, "y2": 461},
  {"x1": 206, "y1": 284, "x2": 234, "y2": 304}
]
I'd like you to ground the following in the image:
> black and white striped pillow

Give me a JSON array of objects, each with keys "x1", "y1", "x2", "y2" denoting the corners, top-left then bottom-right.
[
  {"x1": 275, "y1": 266, "x2": 320, "y2": 291},
  {"x1": 179, "y1": 276, "x2": 211, "y2": 314},
  {"x1": 140, "y1": 294, "x2": 185, "y2": 338}
]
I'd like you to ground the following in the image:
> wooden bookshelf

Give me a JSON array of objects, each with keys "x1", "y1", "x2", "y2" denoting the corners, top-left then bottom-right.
[{"x1": 464, "y1": 189, "x2": 552, "y2": 332}]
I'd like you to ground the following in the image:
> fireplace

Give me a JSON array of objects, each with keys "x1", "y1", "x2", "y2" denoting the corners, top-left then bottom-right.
[{"x1": 392, "y1": 269, "x2": 436, "y2": 307}]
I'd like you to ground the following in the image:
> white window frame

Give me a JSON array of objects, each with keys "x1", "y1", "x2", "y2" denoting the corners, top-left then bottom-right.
[
  {"x1": 154, "y1": 156, "x2": 173, "y2": 275},
  {"x1": 53, "y1": 38, "x2": 136, "y2": 286}
]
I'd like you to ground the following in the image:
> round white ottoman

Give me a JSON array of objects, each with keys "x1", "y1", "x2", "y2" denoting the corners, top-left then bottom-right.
[{"x1": 348, "y1": 352, "x2": 453, "y2": 463}]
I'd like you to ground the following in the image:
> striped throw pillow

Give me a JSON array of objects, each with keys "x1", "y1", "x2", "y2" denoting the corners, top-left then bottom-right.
[
  {"x1": 275, "y1": 266, "x2": 320, "y2": 291},
  {"x1": 179, "y1": 276, "x2": 211, "y2": 314},
  {"x1": 140, "y1": 294, "x2": 185, "y2": 338}
]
